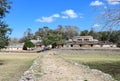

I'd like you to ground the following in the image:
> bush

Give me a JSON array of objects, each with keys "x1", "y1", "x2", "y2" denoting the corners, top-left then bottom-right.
[
  {"x1": 23, "y1": 44, "x2": 27, "y2": 50},
  {"x1": 23, "y1": 40, "x2": 35, "y2": 50}
]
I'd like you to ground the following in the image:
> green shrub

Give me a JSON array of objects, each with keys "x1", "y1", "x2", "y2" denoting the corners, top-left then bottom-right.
[{"x1": 23, "y1": 40, "x2": 35, "y2": 50}]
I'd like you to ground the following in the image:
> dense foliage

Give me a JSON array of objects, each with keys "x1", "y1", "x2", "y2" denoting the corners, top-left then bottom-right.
[
  {"x1": 35, "y1": 25, "x2": 79, "y2": 46},
  {"x1": 80, "y1": 30, "x2": 120, "y2": 47},
  {"x1": 0, "y1": 0, "x2": 12, "y2": 49},
  {"x1": 19, "y1": 25, "x2": 120, "y2": 47},
  {"x1": 23, "y1": 40, "x2": 35, "y2": 50}
]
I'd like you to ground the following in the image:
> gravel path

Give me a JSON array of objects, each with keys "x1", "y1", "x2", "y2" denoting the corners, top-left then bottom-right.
[{"x1": 37, "y1": 51, "x2": 115, "y2": 81}]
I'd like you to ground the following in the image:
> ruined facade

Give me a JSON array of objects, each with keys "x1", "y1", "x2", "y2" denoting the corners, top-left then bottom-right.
[{"x1": 67, "y1": 36, "x2": 116, "y2": 48}]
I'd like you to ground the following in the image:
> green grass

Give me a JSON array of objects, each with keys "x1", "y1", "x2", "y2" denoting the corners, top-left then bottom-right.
[
  {"x1": 0, "y1": 53, "x2": 38, "y2": 81},
  {"x1": 83, "y1": 61, "x2": 120, "y2": 81},
  {"x1": 59, "y1": 50, "x2": 120, "y2": 81}
]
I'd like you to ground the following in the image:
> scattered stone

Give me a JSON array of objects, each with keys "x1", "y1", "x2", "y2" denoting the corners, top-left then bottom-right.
[{"x1": 18, "y1": 53, "x2": 43, "y2": 81}]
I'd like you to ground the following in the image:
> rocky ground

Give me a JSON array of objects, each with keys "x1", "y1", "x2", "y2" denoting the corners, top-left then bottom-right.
[{"x1": 19, "y1": 50, "x2": 115, "y2": 81}]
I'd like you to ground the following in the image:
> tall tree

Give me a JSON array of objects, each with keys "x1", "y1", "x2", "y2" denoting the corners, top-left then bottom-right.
[
  {"x1": 24, "y1": 28, "x2": 34, "y2": 40},
  {"x1": 64, "y1": 26, "x2": 79, "y2": 39},
  {"x1": 35, "y1": 26, "x2": 66, "y2": 47},
  {"x1": 95, "y1": 2, "x2": 120, "y2": 43},
  {"x1": 0, "y1": 0, "x2": 11, "y2": 18},
  {"x1": 98, "y1": 1, "x2": 120, "y2": 30},
  {"x1": 0, "y1": 0, "x2": 12, "y2": 49},
  {"x1": 19, "y1": 28, "x2": 34, "y2": 43}
]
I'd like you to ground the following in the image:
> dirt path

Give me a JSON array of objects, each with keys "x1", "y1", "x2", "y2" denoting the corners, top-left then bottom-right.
[{"x1": 37, "y1": 51, "x2": 114, "y2": 81}]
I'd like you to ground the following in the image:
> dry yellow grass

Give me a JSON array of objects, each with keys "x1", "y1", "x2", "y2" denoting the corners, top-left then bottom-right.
[{"x1": 0, "y1": 52, "x2": 39, "y2": 81}]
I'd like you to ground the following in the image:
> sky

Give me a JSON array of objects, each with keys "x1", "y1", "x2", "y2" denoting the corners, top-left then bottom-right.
[{"x1": 4, "y1": 0, "x2": 120, "y2": 38}]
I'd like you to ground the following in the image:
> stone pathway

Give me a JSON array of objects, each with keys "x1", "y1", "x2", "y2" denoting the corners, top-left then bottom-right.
[{"x1": 37, "y1": 51, "x2": 115, "y2": 81}]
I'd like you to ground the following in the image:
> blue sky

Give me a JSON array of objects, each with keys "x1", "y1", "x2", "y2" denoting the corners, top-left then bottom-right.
[{"x1": 5, "y1": 0, "x2": 120, "y2": 38}]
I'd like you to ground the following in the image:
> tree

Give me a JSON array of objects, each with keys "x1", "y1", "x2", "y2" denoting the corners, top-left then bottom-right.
[
  {"x1": 97, "y1": 31, "x2": 110, "y2": 42},
  {"x1": 0, "y1": 0, "x2": 12, "y2": 49},
  {"x1": 23, "y1": 40, "x2": 35, "y2": 50},
  {"x1": 90, "y1": 1, "x2": 120, "y2": 47},
  {"x1": 19, "y1": 28, "x2": 34, "y2": 43},
  {"x1": 97, "y1": 1, "x2": 120, "y2": 30},
  {"x1": 109, "y1": 30, "x2": 120, "y2": 47},
  {"x1": 35, "y1": 26, "x2": 50, "y2": 45},
  {"x1": 35, "y1": 28, "x2": 44, "y2": 37},
  {"x1": 42, "y1": 29, "x2": 66, "y2": 47},
  {"x1": 24, "y1": 28, "x2": 34, "y2": 40},
  {"x1": 50, "y1": 30, "x2": 66, "y2": 45},
  {"x1": 89, "y1": 29, "x2": 97, "y2": 39},
  {"x1": 80, "y1": 30, "x2": 89, "y2": 36},
  {"x1": 64, "y1": 26, "x2": 79, "y2": 39},
  {"x1": 101, "y1": 7, "x2": 120, "y2": 30},
  {"x1": 35, "y1": 26, "x2": 66, "y2": 47},
  {"x1": 0, "y1": 21, "x2": 11, "y2": 49},
  {"x1": 0, "y1": 0, "x2": 11, "y2": 18}
]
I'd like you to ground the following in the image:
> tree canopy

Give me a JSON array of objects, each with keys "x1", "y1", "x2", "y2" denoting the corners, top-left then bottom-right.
[
  {"x1": 34, "y1": 26, "x2": 79, "y2": 47},
  {"x1": 80, "y1": 29, "x2": 120, "y2": 47},
  {"x1": 0, "y1": 0, "x2": 11, "y2": 18},
  {"x1": 19, "y1": 28, "x2": 34, "y2": 43},
  {"x1": 19, "y1": 25, "x2": 120, "y2": 47},
  {"x1": 23, "y1": 40, "x2": 35, "y2": 50},
  {"x1": 0, "y1": 0, "x2": 12, "y2": 49}
]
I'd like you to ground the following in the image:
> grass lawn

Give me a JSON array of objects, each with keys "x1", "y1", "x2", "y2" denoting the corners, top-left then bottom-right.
[
  {"x1": 59, "y1": 50, "x2": 120, "y2": 81},
  {"x1": 0, "y1": 52, "x2": 39, "y2": 81}
]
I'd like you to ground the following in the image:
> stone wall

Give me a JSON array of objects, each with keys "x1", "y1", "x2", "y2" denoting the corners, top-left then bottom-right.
[{"x1": 18, "y1": 53, "x2": 44, "y2": 81}]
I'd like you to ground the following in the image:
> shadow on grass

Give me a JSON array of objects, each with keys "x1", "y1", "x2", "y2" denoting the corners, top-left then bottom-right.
[
  {"x1": 0, "y1": 60, "x2": 5, "y2": 65},
  {"x1": 81, "y1": 61, "x2": 120, "y2": 81}
]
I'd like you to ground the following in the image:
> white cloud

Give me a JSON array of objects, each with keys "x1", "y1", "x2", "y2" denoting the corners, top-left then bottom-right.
[
  {"x1": 92, "y1": 23, "x2": 101, "y2": 28},
  {"x1": 62, "y1": 16, "x2": 69, "y2": 19},
  {"x1": 52, "y1": 14, "x2": 60, "y2": 18},
  {"x1": 90, "y1": 0, "x2": 104, "y2": 6},
  {"x1": 36, "y1": 17, "x2": 53, "y2": 23},
  {"x1": 62, "y1": 9, "x2": 78, "y2": 18},
  {"x1": 106, "y1": 0, "x2": 120, "y2": 5},
  {"x1": 36, "y1": 14, "x2": 60, "y2": 23},
  {"x1": 36, "y1": 9, "x2": 83, "y2": 23}
]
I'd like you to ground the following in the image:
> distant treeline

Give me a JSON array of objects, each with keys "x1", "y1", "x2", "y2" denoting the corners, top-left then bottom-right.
[
  {"x1": 80, "y1": 29, "x2": 120, "y2": 47},
  {"x1": 18, "y1": 25, "x2": 120, "y2": 47}
]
